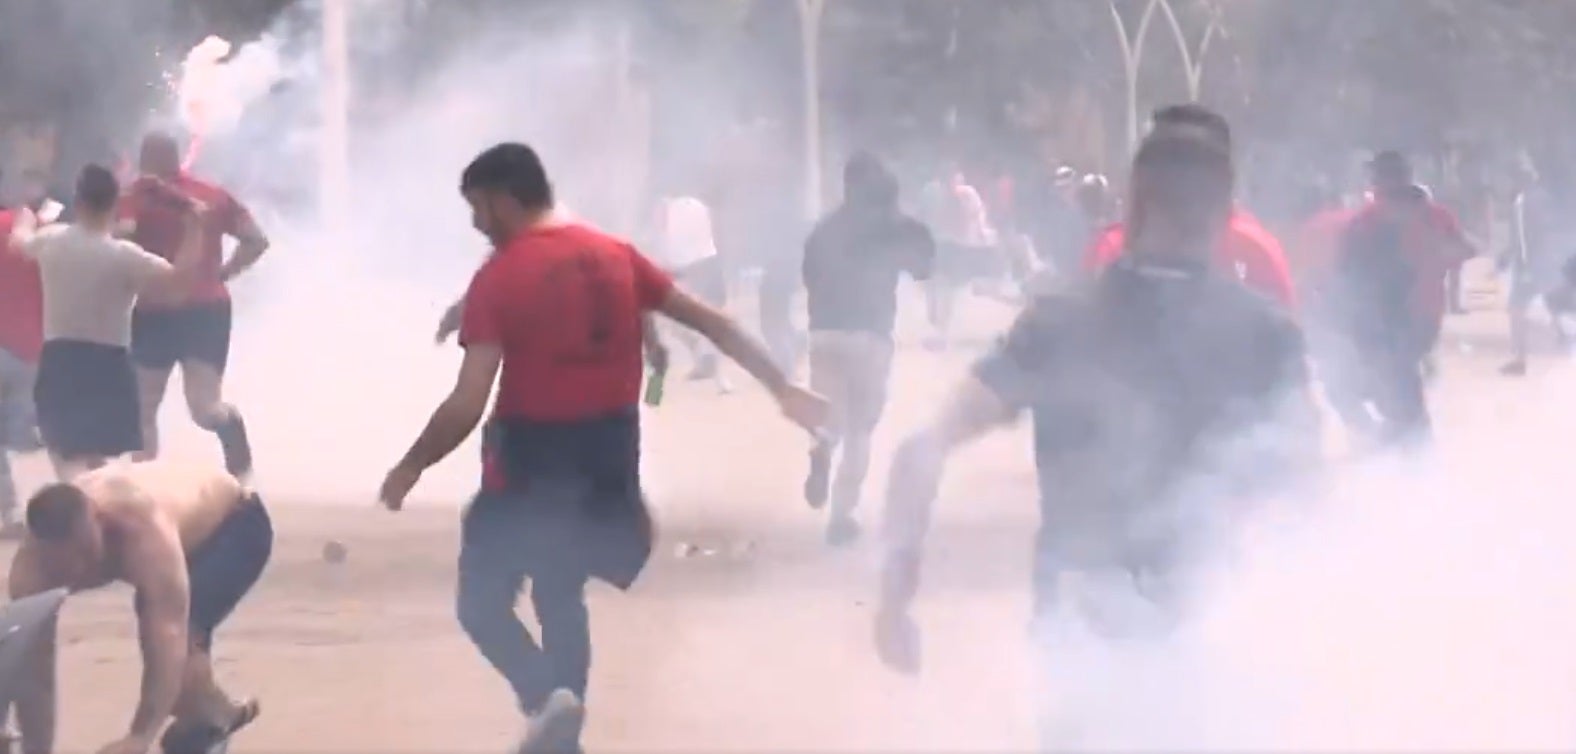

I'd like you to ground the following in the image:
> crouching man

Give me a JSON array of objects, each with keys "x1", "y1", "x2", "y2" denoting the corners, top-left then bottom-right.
[{"x1": 8, "y1": 460, "x2": 271, "y2": 754}]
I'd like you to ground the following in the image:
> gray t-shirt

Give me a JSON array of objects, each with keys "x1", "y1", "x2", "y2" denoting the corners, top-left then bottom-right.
[
  {"x1": 972, "y1": 258, "x2": 1314, "y2": 582},
  {"x1": 17, "y1": 224, "x2": 171, "y2": 347}
]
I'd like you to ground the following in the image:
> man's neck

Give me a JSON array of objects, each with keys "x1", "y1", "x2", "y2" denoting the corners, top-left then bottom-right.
[{"x1": 74, "y1": 213, "x2": 112, "y2": 234}]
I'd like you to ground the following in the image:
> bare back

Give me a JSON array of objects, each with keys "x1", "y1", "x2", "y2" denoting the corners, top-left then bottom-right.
[{"x1": 80, "y1": 459, "x2": 245, "y2": 556}]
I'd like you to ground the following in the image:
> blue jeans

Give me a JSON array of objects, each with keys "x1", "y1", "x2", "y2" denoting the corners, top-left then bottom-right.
[
  {"x1": 0, "y1": 348, "x2": 38, "y2": 517},
  {"x1": 456, "y1": 492, "x2": 591, "y2": 714}
]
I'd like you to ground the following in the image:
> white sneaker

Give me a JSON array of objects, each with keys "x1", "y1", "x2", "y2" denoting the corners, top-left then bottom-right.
[{"x1": 517, "y1": 688, "x2": 585, "y2": 753}]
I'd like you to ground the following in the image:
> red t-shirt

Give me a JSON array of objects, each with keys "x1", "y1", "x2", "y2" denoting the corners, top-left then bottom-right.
[
  {"x1": 460, "y1": 223, "x2": 674, "y2": 422},
  {"x1": 118, "y1": 173, "x2": 255, "y2": 307},
  {"x1": 1083, "y1": 210, "x2": 1298, "y2": 309},
  {"x1": 0, "y1": 210, "x2": 43, "y2": 363},
  {"x1": 1344, "y1": 199, "x2": 1469, "y2": 325}
]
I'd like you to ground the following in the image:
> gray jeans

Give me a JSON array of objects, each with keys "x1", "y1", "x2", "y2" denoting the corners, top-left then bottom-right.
[{"x1": 0, "y1": 348, "x2": 39, "y2": 516}]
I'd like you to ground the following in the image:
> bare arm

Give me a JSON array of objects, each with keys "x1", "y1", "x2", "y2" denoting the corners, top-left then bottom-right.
[
  {"x1": 657, "y1": 288, "x2": 789, "y2": 396},
  {"x1": 217, "y1": 209, "x2": 269, "y2": 284},
  {"x1": 7, "y1": 208, "x2": 39, "y2": 255},
  {"x1": 396, "y1": 344, "x2": 502, "y2": 473},
  {"x1": 9, "y1": 550, "x2": 59, "y2": 754},
  {"x1": 881, "y1": 377, "x2": 1017, "y2": 613},
  {"x1": 641, "y1": 314, "x2": 668, "y2": 374},
  {"x1": 122, "y1": 515, "x2": 191, "y2": 744}
]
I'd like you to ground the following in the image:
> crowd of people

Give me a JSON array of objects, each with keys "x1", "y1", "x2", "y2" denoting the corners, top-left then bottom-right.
[{"x1": 0, "y1": 94, "x2": 1564, "y2": 754}]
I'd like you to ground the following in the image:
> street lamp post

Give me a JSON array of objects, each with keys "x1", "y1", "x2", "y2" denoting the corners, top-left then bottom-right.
[
  {"x1": 320, "y1": 0, "x2": 351, "y2": 228},
  {"x1": 796, "y1": 0, "x2": 827, "y2": 219}
]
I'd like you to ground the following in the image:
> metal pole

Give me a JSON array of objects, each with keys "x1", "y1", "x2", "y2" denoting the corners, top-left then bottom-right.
[
  {"x1": 320, "y1": 0, "x2": 351, "y2": 228},
  {"x1": 797, "y1": 0, "x2": 827, "y2": 219}
]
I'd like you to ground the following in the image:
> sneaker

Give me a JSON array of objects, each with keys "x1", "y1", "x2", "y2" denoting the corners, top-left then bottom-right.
[
  {"x1": 518, "y1": 689, "x2": 585, "y2": 753},
  {"x1": 826, "y1": 515, "x2": 861, "y2": 547},
  {"x1": 804, "y1": 446, "x2": 831, "y2": 509}
]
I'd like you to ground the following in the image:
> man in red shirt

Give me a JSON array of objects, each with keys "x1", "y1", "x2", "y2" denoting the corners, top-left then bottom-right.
[
  {"x1": 1325, "y1": 151, "x2": 1473, "y2": 447},
  {"x1": 377, "y1": 143, "x2": 825, "y2": 753},
  {"x1": 0, "y1": 194, "x2": 45, "y2": 529},
  {"x1": 119, "y1": 132, "x2": 270, "y2": 479},
  {"x1": 1082, "y1": 105, "x2": 1298, "y2": 310}
]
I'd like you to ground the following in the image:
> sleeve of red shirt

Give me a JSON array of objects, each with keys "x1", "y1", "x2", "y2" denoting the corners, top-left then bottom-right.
[
  {"x1": 458, "y1": 261, "x2": 504, "y2": 348},
  {"x1": 624, "y1": 242, "x2": 675, "y2": 312},
  {"x1": 1082, "y1": 223, "x2": 1125, "y2": 272},
  {"x1": 1232, "y1": 222, "x2": 1298, "y2": 310}
]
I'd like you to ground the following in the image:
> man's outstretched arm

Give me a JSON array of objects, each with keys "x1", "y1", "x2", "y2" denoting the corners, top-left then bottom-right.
[{"x1": 121, "y1": 520, "x2": 191, "y2": 748}]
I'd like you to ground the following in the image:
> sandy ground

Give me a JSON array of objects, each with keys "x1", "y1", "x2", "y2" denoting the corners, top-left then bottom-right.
[{"x1": 6, "y1": 266, "x2": 1563, "y2": 752}]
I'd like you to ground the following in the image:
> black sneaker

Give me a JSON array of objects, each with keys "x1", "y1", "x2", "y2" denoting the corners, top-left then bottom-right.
[{"x1": 804, "y1": 445, "x2": 831, "y2": 509}]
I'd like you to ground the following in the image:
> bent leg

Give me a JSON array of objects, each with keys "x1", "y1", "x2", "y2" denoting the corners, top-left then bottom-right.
[
  {"x1": 180, "y1": 359, "x2": 252, "y2": 478},
  {"x1": 457, "y1": 502, "x2": 554, "y2": 713},
  {"x1": 133, "y1": 366, "x2": 172, "y2": 461},
  {"x1": 178, "y1": 497, "x2": 274, "y2": 717},
  {"x1": 529, "y1": 567, "x2": 591, "y2": 703}
]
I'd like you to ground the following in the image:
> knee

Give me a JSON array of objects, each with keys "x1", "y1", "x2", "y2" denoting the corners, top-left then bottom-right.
[
  {"x1": 532, "y1": 580, "x2": 587, "y2": 628},
  {"x1": 455, "y1": 577, "x2": 512, "y2": 639},
  {"x1": 189, "y1": 402, "x2": 235, "y2": 430}
]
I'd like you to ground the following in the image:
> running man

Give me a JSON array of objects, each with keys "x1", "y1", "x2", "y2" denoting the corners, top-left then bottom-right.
[
  {"x1": 7, "y1": 166, "x2": 201, "y2": 480},
  {"x1": 1085, "y1": 105, "x2": 1297, "y2": 310},
  {"x1": 8, "y1": 460, "x2": 270, "y2": 754},
  {"x1": 1501, "y1": 160, "x2": 1571, "y2": 376},
  {"x1": 379, "y1": 143, "x2": 825, "y2": 753},
  {"x1": 119, "y1": 132, "x2": 269, "y2": 478},
  {"x1": 802, "y1": 153, "x2": 934, "y2": 545},
  {"x1": 1326, "y1": 151, "x2": 1472, "y2": 448},
  {"x1": 0, "y1": 186, "x2": 45, "y2": 529},
  {"x1": 873, "y1": 128, "x2": 1318, "y2": 744}
]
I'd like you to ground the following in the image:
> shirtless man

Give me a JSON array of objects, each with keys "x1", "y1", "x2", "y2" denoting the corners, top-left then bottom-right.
[{"x1": 8, "y1": 461, "x2": 271, "y2": 754}]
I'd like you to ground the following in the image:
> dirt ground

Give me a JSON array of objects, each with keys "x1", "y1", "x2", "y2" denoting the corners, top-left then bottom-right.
[{"x1": 6, "y1": 265, "x2": 1559, "y2": 752}]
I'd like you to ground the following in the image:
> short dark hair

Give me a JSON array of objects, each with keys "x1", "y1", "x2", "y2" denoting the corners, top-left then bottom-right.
[
  {"x1": 1152, "y1": 104, "x2": 1232, "y2": 152},
  {"x1": 75, "y1": 164, "x2": 120, "y2": 214},
  {"x1": 139, "y1": 131, "x2": 182, "y2": 175},
  {"x1": 460, "y1": 143, "x2": 554, "y2": 211},
  {"x1": 26, "y1": 483, "x2": 89, "y2": 541},
  {"x1": 1130, "y1": 130, "x2": 1235, "y2": 225}
]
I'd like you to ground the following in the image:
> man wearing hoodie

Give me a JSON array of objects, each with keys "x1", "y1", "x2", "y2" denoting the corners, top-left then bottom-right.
[{"x1": 801, "y1": 153, "x2": 935, "y2": 544}]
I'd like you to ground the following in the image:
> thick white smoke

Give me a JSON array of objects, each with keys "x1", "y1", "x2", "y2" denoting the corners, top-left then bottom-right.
[
  {"x1": 147, "y1": 4, "x2": 721, "y2": 506},
  {"x1": 1028, "y1": 374, "x2": 1576, "y2": 751}
]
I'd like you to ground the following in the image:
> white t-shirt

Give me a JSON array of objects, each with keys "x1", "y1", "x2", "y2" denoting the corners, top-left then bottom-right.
[
  {"x1": 659, "y1": 196, "x2": 718, "y2": 270},
  {"x1": 17, "y1": 224, "x2": 171, "y2": 347}
]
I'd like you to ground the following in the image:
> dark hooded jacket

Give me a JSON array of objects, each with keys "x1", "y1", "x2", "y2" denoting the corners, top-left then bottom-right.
[{"x1": 802, "y1": 154, "x2": 935, "y2": 336}]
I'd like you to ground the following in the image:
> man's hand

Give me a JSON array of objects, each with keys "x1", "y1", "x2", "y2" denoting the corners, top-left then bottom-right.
[
  {"x1": 772, "y1": 384, "x2": 829, "y2": 435},
  {"x1": 873, "y1": 605, "x2": 921, "y2": 675},
  {"x1": 379, "y1": 464, "x2": 422, "y2": 511},
  {"x1": 434, "y1": 301, "x2": 464, "y2": 345},
  {"x1": 95, "y1": 732, "x2": 154, "y2": 754},
  {"x1": 644, "y1": 339, "x2": 670, "y2": 376}
]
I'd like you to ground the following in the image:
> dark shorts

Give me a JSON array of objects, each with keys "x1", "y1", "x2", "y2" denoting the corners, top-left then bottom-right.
[
  {"x1": 131, "y1": 299, "x2": 234, "y2": 373},
  {"x1": 186, "y1": 495, "x2": 273, "y2": 650},
  {"x1": 469, "y1": 409, "x2": 651, "y2": 590},
  {"x1": 34, "y1": 340, "x2": 142, "y2": 460}
]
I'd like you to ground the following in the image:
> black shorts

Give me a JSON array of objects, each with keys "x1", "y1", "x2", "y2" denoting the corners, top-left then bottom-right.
[
  {"x1": 131, "y1": 299, "x2": 233, "y2": 373},
  {"x1": 34, "y1": 340, "x2": 142, "y2": 461},
  {"x1": 186, "y1": 495, "x2": 273, "y2": 650}
]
